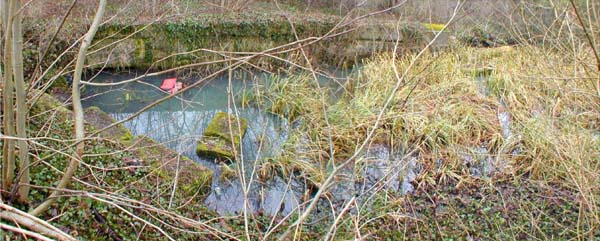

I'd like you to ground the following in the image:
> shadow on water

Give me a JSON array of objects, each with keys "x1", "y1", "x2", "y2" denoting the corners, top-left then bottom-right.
[{"x1": 82, "y1": 69, "x2": 350, "y2": 216}]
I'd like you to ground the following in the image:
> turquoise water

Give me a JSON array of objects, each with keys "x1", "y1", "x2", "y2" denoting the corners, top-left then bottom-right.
[
  {"x1": 82, "y1": 69, "x2": 352, "y2": 215},
  {"x1": 82, "y1": 71, "x2": 288, "y2": 167},
  {"x1": 81, "y1": 69, "x2": 513, "y2": 217}
]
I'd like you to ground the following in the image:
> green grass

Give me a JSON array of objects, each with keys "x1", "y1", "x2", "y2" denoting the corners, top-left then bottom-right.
[{"x1": 9, "y1": 0, "x2": 600, "y2": 239}]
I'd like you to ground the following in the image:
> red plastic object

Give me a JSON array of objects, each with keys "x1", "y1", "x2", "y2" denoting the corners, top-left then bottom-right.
[
  {"x1": 160, "y1": 78, "x2": 177, "y2": 90},
  {"x1": 169, "y1": 82, "x2": 183, "y2": 95}
]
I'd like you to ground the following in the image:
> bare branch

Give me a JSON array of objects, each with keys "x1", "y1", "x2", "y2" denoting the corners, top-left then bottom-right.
[
  {"x1": 0, "y1": 202, "x2": 76, "y2": 240},
  {"x1": 30, "y1": 0, "x2": 108, "y2": 217}
]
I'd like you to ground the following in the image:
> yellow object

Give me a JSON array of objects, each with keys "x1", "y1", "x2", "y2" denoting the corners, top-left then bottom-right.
[{"x1": 423, "y1": 23, "x2": 446, "y2": 32}]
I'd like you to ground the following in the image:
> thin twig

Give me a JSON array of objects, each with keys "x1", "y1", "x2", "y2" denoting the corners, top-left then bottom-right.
[{"x1": 569, "y1": 0, "x2": 600, "y2": 96}]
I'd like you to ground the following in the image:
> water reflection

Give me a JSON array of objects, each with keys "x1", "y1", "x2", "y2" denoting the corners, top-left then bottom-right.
[
  {"x1": 83, "y1": 71, "x2": 303, "y2": 216},
  {"x1": 110, "y1": 108, "x2": 288, "y2": 170}
]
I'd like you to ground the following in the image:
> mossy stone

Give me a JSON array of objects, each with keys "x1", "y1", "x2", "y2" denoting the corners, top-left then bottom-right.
[
  {"x1": 204, "y1": 112, "x2": 248, "y2": 146},
  {"x1": 90, "y1": 18, "x2": 346, "y2": 71},
  {"x1": 196, "y1": 136, "x2": 235, "y2": 162},
  {"x1": 32, "y1": 93, "x2": 70, "y2": 113}
]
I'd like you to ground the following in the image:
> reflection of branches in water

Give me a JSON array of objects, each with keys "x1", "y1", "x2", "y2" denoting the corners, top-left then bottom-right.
[
  {"x1": 111, "y1": 110, "x2": 209, "y2": 152},
  {"x1": 87, "y1": 69, "x2": 305, "y2": 219},
  {"x1": 110, "y1": 106, "x2": 297, "y2": 216},
  {"x1": 204, "y1": 174, "x2": 303, "y2": 216},
  {"x1": 110, "y1": 108, "x2": 288, "y2": 163},
  {"x1": 83, "y1": 71, "x2": 219, "y2": 113}
]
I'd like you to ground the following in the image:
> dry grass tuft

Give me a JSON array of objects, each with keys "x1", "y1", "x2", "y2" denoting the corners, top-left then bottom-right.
[{"x1": 247, "y1": 43, "x2": 599, "y2": 238}]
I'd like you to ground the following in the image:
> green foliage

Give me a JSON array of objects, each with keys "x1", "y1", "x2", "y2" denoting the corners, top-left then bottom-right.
[{"x1": 88, "y1": 13, "x2": 341, "y2": 71}]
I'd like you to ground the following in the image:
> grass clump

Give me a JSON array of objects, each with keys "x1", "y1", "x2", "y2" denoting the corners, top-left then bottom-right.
[
  {"x1": 247, "y1": 74, "x2": 328, "y2": 122},
  {"x1": 248, "y1": 44, "x2": 599, "y2": 239}
]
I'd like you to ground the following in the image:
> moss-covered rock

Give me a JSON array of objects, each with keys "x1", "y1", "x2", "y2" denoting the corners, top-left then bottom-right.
[
  {"x1": 196, "y1": 136, "x2": 235, "y2": 162},
  {"x1": 85, "y1": 104, "x2": 214, "y2": 197},
  {"x1": 36, "y1": 93, "x2": 214, "y2": 198},
  {"x1": 196, "y1": 112, "x2": 248, "y2": 162},
  {"x1": 179, "y1": 165, "x2": 213, "y2": 197},
  {"x1": 122, "y1": 134, "x2": 214, "y2": 198},
  {"x1": 204, "y1": 112, "x2": 248, "y2": 146}
]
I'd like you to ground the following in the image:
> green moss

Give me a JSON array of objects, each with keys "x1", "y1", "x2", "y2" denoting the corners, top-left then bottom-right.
[
  {"x1": 96, "y1": 24, "x2": 137, "y2": 38},
  {"x1": 120, "y1": 130, "x2": 134, "y2": 142},
  {"x1": 204, "y1": 112, "x2": 248, "y2": 146},
  {"x1": 51, "y1": 74, "x2": 68, "y2": 89},
  {"x1": 84, "y1": 106, "x2": 135, "y2": 143},
  {"x1": 90, "y1": 17, "x2": 345, "y2": 71},
  {"x1": 219, "y1": 163, "x2": 237, "y2": 181},
  {"x1": 26, "y1": 96, "x2": 217, "y2": 239},
  {"x1": 31, "y1": 93, "x2": 72, "y2": 121},
  {"x1": 132, "y1": 136, "x2": 165, "y2": 165},
  {"x1": 196, "y1": 136, "x2": 235, "y2": 161}
]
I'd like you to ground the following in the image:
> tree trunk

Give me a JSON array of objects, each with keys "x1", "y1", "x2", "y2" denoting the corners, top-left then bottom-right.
[
  {"x1": 0, "y1": 0, "x2": 3, "y2": 190},
  {"x1": 11, "y1": 0, "x2": 30, "y2": 203},
  {"x1": 1, "y1": 0, "x2": 16, "y2": 194},
  {"x1": 29, "y1": 0, "x2": 107, "y2": 216}
]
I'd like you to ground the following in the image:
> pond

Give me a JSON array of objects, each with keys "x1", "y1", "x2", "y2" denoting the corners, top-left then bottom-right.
[
  {"x1": 82, "y1": 69, "x2": 348, "y2": 216},
  {"x1": 82, "y1": 68, "x2": 508, "y2": 218}
]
